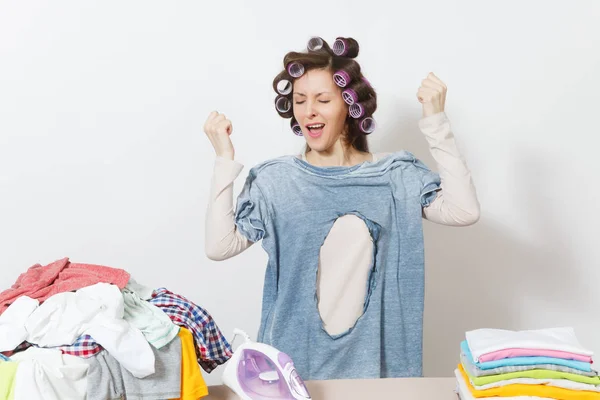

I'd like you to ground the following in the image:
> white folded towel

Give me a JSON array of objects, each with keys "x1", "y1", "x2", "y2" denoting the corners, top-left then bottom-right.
[{"x1": 465, "y1": 327, "x2": 593, "y2": 363}]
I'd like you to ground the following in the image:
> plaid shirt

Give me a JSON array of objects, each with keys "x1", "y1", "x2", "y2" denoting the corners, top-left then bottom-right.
[
  {"x1": 58, "y1": 335, "x2": 103, "y2": 357},
  {"x1": 149, "y1": 287, "x2": 233, "y2": 373}
]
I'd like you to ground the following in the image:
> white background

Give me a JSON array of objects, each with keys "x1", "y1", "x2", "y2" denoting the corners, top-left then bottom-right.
[{"x1": 1, "y1": 0, "x2": 599, "y2": 385}]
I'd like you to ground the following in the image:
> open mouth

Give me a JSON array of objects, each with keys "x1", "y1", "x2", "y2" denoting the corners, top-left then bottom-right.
[{"x1": 306, "y1": 123, "x2": 325, "y2": 138}]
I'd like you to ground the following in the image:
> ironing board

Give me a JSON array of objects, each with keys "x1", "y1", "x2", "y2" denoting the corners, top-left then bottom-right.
[{"x1": 205, "y1": 377, "x2": 458, "y2": 399}]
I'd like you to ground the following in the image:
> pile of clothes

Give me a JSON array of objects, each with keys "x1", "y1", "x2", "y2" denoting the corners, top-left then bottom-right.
[
  {"x1": 0, "y1": 257, "x2": 233, "y2": 400},
  {"x1": 455, "y1": 327, "x2": 600, "y2": 399}
]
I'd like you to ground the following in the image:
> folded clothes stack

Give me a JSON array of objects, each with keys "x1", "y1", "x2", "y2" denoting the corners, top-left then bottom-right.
[
  {"x1": 455, "y1": 327, "x2": 600, "y2": 400},
  {"x1": 0, "y1": 257, "x2": 233, "y2": 400}
]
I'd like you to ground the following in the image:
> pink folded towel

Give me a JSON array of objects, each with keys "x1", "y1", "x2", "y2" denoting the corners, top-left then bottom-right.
[
  {"x1": 479, "y1": 347, "x2": 593, "y2": 363},
  {"x1": 0, "y1": 257, "x2": 130, "y2": 314}
]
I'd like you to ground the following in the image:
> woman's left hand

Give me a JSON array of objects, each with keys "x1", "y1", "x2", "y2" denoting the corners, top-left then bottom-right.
[{"x1": 417, "y1": 72, "x2": 447, "y2": 118}]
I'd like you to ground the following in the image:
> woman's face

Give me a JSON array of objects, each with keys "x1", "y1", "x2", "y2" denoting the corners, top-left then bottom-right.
[{"x1": 292, "y1": 69, "x2": 349, "y2": 152}]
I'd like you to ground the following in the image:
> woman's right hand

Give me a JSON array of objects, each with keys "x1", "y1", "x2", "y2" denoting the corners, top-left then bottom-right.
[{"x1": 203, "y1": 111, "x2": 235, "y2": 160}]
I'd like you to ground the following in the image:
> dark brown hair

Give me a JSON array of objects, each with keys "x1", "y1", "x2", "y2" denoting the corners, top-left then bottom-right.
[{"x1": 272, "y1": 37, "x2": 377, "y2": 153}]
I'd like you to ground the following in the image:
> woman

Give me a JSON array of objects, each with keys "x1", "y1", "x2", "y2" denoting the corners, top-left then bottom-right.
[{"x1": 203, "y1": 37, "x2": 480, "y2": 380}]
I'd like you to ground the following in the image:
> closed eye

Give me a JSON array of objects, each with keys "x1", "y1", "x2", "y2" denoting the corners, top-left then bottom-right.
[{"x1": 295, "y1": 100, "x2": 330, "y2": 104}]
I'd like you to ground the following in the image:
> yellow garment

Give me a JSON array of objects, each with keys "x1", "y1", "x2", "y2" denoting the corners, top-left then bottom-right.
[
  {"x1": 0, "y1": 361, "x2": 18, "y2": 400},
  {"x1": 171, "y1": 328, "x2": 209, "y2": 400},
  {"x1": 458, "y1": 364, "x2": 600, "y2": 400}
]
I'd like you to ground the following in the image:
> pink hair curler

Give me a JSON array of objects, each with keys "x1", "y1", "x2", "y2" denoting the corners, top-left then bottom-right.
[
  {"x1": 307, "y1": 37, "x2": 324, "y2": 51},
  {"x1": 332, "y1": 38, "x2": 348, "y2": 56},
  {"x1": 333, "y1": 70, "x2": 351, "y2": 88},
  {"x1": 349, "y1": 103, "x2": 365, "y2": 118},
  {"x1": 287, "y1": 62, "x2": 305, "y2": 78},
  {"x1": 276, "y1": 79, "x2": 293, "y2": 95},
  {"x1": 342, "y1": 88, "x2": 358, "y2": 105},
  {"x1": 291, "y1": 120, "x2": 303, "y2": 136},
  {"x1": 275, "y1": 96, "x2": 292, "y2": 113},
  {"x1": 360, "y1": 117, "x2": 376, "y2": 134}
]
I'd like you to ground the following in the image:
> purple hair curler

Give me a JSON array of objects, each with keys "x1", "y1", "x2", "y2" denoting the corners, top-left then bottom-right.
[
  {"x1": 275, "y1": 96, "x2": 292, "y2": 113},
  {"x1": 342, "y1": 88, "x2": 358, "y2": 105},
  {"x1": 332, "y1": 38, "x2": 348, "y2": 56},
  {"x1": 276, "y1": 79, "x2": 293, "y2": 95},
  {"x1": 333, "y1": 70, "x2": 351, "y2": 88},
  {"x1": 307, "y1": 37, "x2": 324, "y2": 51},
  {"x1": 360, "y1": 117, "x2": 376, "y2": 134},
  {"x1": 287, "y1": 62, "x2": 305, "y2": 78},
  {"x1": 291, "y1": 120, "x2": 303, "y2": 136},
  {"x1": 349, "y1": 103, "x2": 365, "y2": 119}
]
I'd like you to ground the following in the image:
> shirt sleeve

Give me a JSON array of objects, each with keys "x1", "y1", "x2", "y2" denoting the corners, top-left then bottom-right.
[
  {"x1": 233, "y1": 167, "x2": 270, "y2": 243},
  {"x1": 418, "y1": 112, "x2": 481, "y2": 226},
  {"x1": 204, "y1": 157, "x2": 254, "y2": 261},
  {"x1": 415, "y1": 158, "x2": 442, "y2": 208}
]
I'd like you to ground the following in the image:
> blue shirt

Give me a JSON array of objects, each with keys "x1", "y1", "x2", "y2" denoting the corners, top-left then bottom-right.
[
  {"x1": 234, "y1": 151, "x2": 441, "y2": 380},
  {"x1": 460, "y1": 340, "x2": 592, "y2": 372}
]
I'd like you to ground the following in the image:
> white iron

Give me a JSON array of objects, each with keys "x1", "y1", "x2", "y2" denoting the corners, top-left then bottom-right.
[{"x1": 222, "y1": 329, "x2": 312, "y2": 400}]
